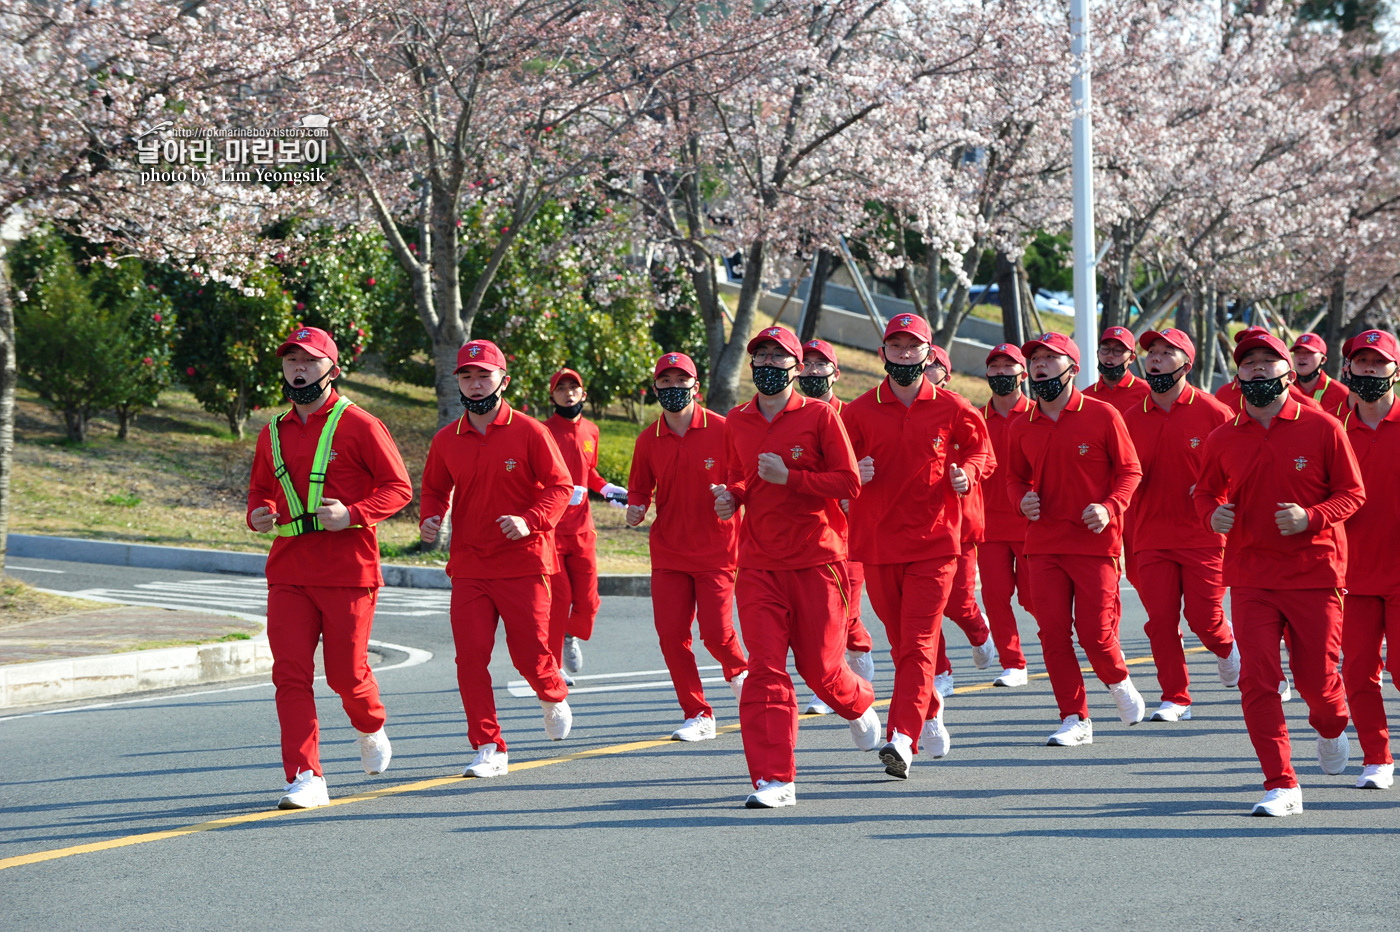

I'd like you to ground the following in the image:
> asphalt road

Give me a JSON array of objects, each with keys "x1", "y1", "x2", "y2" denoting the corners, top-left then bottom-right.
[{"x1": 2, "y1": 557, "x2": 1395, "y2": 931}]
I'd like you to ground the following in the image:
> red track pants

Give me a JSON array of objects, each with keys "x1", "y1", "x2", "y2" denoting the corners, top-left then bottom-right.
[
  {"x1": 267, "y1": 584, "x2": 386, "y2": 783},
  {"x1": 735, "y1": 565, "x2": 874, "y2": 786},
  {"x1": 451, "y1": 575, "x2": 568, "y2": 753},
  {"x1": 1121, "y1": 517, "x2": 1140, "y2": 592},
  {"x1": 548, "y1": 531, "x2": 600, "y2": 664},
  {"x1": 652, "y1": 568, "x2": 748, "y2": 720},
  {"x1": 1231, "y1": 587, "x2": 1348, "y2": 790},
  {"x1": 1342, "y1": 593, "x2": 1400, "y2": 766},
  {"x1": 977, "y1": 539, "x2": 1031, "y2": 670},
  {"x1": 936, "y1": 541, "x2": 992, "y2": 676},
  {"x1": 1027, "y1": 553, "x2": 1130, "y2": 722},
  {"x1": 844, "y1": 560, "x2": 874, "y2": 653},
  {"x1": 1136, "y1": 548, "x2": 1235, "y2": 705},
  {"x1": 866, "y1": 557, "x2": 958, "y2": 752}
]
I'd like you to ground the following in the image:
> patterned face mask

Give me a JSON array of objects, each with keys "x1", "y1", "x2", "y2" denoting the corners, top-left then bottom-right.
[
  {"x1": 797, "y1": 375, "x2": 831, "y2": 398},
  {"x1": 1349, "y1": 374, "x2": 1394, "y2": 404},
  {"x1": 752, "y1": 365, "x2": 792, "y2": 396},
  {"x1": 655, "y1": 386, "x2": 692, "y2": 412},
  {"x1": 1144, "y1": 365, "x2": 1186, "y2": 394},
  {"x1": 1238, "y1": 375, "x2": 1287, "y2": 408},
  {"x1": 461, "y1": 387, "x2": 501, "y2": 414},
  {"x1": 1031, "y1": 367, "x2": 1072, "y2": 401},
  {"x1": 986, "y1": 374, "x2": 1019, "y2": 396}
]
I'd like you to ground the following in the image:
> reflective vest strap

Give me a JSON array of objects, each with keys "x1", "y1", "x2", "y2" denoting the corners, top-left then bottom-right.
[{"x1": 270, "y1": 397, "x2": 356, "y2": 537}]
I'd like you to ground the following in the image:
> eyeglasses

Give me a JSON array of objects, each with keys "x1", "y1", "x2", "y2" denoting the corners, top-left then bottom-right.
[
  {"x1": 752, "y1": 352, "x2": 797, "y2": 366},
  {"x1": 801, "y1": 360, "x2": 836, "y2": 375},
  {"x1": 882, "y1": 343, "x2": 928, "y2": 361}
]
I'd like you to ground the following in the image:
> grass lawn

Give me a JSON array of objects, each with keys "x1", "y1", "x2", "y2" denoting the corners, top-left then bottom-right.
[
  {"x1": 9, "y1": 341, "x2": 993, "y2": 575},
  {"x1": 0, "y1": 578, "x2": 108, "y2": 627}
]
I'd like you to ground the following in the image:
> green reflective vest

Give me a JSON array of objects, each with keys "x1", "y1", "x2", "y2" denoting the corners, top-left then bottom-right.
[{"x1": 269, "y1": 397, "x2": 360, "y2": 537}]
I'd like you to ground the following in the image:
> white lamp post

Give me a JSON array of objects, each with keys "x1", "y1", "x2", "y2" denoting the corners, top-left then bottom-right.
[{"x1": 1070, "y1": 0, "x2": 1097, "y2": 386}]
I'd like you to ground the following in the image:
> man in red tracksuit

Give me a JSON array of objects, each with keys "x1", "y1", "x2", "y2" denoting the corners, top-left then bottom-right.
[
  {"x1": 1291, "y1": 333, "x2": 1350, "y2": 412},
  {"x1": 1008, "y1": 332, "x2": 1146, "y2": 747},
  {"x1": 1338, "y1": 330, "x2": 1400, "y2": 791},
  {"x1": 796, "y1": 337, "x2": 876, "y2": 716},
  {"x1": 247, "y1": 326, "x2": 413, "y2": 810},
  {"x1": 843, "y1": 315, "x2": 994, "y2": 780},
  {"x1": 626, "y1": 351, "x2": 748, "y2": 742},
  {"x1": 924, "y1": 345, "x2": 996, "y2": 696},
  {"x1": 976, "y1": 343, "x2": 1034, "y2": 688},
  {"x1": 1085, "y1": 326, "x2": 1150, "y2": 592},
  {"x1": 714, "y1": 325, "x2": 877, "y2": 809},
  {"x1": 420, "y1": 340, "x2": 575, "y2": 780},
  {"x1": 543, "y1": 368, "x2": 628, "y2": 679},
  {"x1": 1193, "y1": 330, "x2": 1364, "y2": 816},
  {"x1": 1123, "y1": 328, "x2": 1239, "y2": 724}
]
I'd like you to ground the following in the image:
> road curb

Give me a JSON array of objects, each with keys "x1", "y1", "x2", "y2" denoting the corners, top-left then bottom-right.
[
  {"x1": 7, "y1": 534, "x2": 652, "y2": 596},
  {"x1": 0, "y1": 633, "x2": 273, "y2": 710}
]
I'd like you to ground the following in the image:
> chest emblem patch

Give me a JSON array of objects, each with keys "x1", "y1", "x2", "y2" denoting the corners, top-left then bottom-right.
[
  {"x1": 933, "y1": 436, "x2": 944, "y2": 450},
  {"x1": 1189, "y1": 437, "x2": 1202, "y2": 449},
  {"x1": 505, "y1": 458, "x2": 518, "y2": 472},
  {"x1": 1294, "y1": 456, "x2": 1308, "y2": 471},
  {"x1": 1078, "y1": 443, "x2": 1090, "y2": 456},
  {"x1": 704, "y1": 457, "x2": 715, "y2": 470},
  {"x1": 583, "y1": 439, "x2": 595, "y2": 453},
  {"x1": 790, "y1": 445, "x2": 805, "y2": 460}
]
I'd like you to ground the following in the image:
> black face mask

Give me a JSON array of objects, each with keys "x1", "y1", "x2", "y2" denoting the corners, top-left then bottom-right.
[
  {"x1": 1031, "y1": 367, "x2": 1072, "y2": 401},
  {"x1": 554, "y1": 400, "x2": 584, "y2": 419},
  {"x1": 1350, "y1": 374, "x2": 1394, "y2": 404},
  {"x1": 1097, "y1": 361, "x2": 1127, "y2": 382},
  {"x1": 1340, "y1": 368, "x2": 1352, "y2": 387},
  {"x1": 1238, "y1": 376, "x2": 1288, "y2": 408},
  {"x1": 284, "y1": 371, "x2": 332, "y2": 406},
  {"x1": 798, "y1": 375, "x2": 831, "y2": 398},
  {"x1": 986, "y1": 374, "x2": 1019, "y2": 396},
  {"x1": 752, "y1": 365, "x2": 792, "y2": 396},
  {"x1": 1144, "y1": 365, "x2": 1187, "y2": 395},
  {"x1": 655, "y1": 386, "x2": 692, "y2": 412},
  {"x1": 1296, "y1": 367, "x2": 1322, "y2": 385},
  {"x1": 884, "y1": 359, "x2": 925, "y2": 387},
  {"x1": 461, "y1": 388, "x2": 501, "y2": 415}
]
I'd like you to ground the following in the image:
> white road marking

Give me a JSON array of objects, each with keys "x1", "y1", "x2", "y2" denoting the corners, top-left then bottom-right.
[
  {"x1": 0, "y1": 638, "x2": 432, "y2": 723},
  {"x1": 37, "y1": 578, "x2": 451, "y2": 618},
  {"x1": 5, "y1": 564, "x2": 67, "y2": 574}
]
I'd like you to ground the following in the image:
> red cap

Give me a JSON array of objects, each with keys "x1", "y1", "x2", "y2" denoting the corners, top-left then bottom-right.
[
  {"x1": 1022, "y1": 331, "x2": 1080, "y2": 366},
  {"x1": 1139, "y1": 327, "x2": 1196, "y2": 364},
  {"x1": 549, "y1": 368, "x2": 584, "y2": 393},
  {"x1": 1291, "y1": 332, "x2": 1327, "y2": 356},
  {"x1": 929, "y1": 344, "x2": 952, "y2": 373},
  {"x1": 986, "y1": 343, "x2": 1027, "y2": 367},
  {"x1": 455, "y1": 339, "x2": 508, "y2": 373},
  {"x1": 1099, "y1": 326, "x2": 1135, "y2": 352},
  {"x1": 1234, "y1": 326, "x2": 1270, "y2": 344},
  {"x1": 1233, "y1": 330, "x2": 1290, "y2": 365},
  {"x1": 883, "y1": 313, "x2": 932, "y2": 343},
  {"x1": 803, "y1": 339, "x2": 839, "y2": 368},
  {"x1": 746, "y1": 325, "x2": 804, "y2": 363},
  {"x1": 1346, "y1": 330, "x2": 1400, "y2": 365},
  {"x1": 654, "y1": 351, "x2": 698, "y2": 380},
  {"x1": 277, "y1": 326, "x2": 339, "y2": 365}
]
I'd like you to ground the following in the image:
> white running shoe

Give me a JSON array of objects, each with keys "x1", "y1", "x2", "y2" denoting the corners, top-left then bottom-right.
[
  {"x1": 542, "y1": 699, "x2": 573, "y2": 740},
  {"x1": 729, "y1": 671, "x2": 747, "y2": 704},
  {"x1": 1150, "y1": 702, "x2": 1192, "y2": 722},
  {"x1": 1109, "y1": 677, "x2": 1146, "y2": 725},
  {"x1": 1218, "y1": 642, "x2": 1241, "y2": 688},
  {"x1": 278, "y1": 770, "x2": 329, "y2": 810},
  {"x1": 849, "y1": 705, "x2": 882, "y2": 752},
  {"x1": 1251, "y1": 786, "x2": 1303, "y2": 817},
  {"x1": 463, "y1": 743, "x2": 508, "y2": 778},
  {"x1": 1047, "y1": 715, "x2": 1093, "y2": 747},
  {"x1": 804, "y1": 695, "x2": 834, "y2": 715},
  {"x1": 1317, "y1": 732, "x2": 1350, "y2": 774},
  {"x1": 671, "y1": 715, "x2": 717, "y2": 742},
  {"x1": 563, "y1": 636, "x2": 584, "y2": 674},
  {"x1": 921, "y1": 714, "x2": 951, "y2": 758},
  {"x1": 745, "y1": 778, "x2": 796, "y2": 809},
  {"x1": 879, "y1": 732, "x2": 915, "y2": 779},
  {"x1": 562, "y1": 670, "x2": 575, "y2": 687},
  {"x1": 1357, "y1": 763, "x2": 1394, "y2": 789},
  {"x1": 847, "y1": 650, "x2": 875, "y2": 683},
  {"x1": 971, "y1": 633, "x2": 995, "y2": 671},
  {"x1": 993, "y1": 667, "x2": 1028, "y2": 688},
  {"x1": 934, "y1": 672, "x2": 955, "y2": 698},
  {"x1": 1279, "y1": 679, "x2": 1293, "y2": 702},
  {"x1": 354, "y1": 727, "x2": 392, "y2": 775}
]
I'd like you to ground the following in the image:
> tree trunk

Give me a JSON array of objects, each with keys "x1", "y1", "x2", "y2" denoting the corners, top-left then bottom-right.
[
  {"x1": 927, "y1": 248, "x2": 942, "y2": 331},
  {"x1": 226, "y1": 402, "x2": 244, "y2": 440},
  {"x1": 116, "y1": 406, "x2": 134, "y2": 440},
  {"x1": 705, "y1": 239, "x2": 768, "y2": 415},
  {"x1": 63, "y1": 407, "x2": 87, "y2": 444},
  {"x1": 932, "y1": 245, "x2": 984, "y2": 349},
  {"x1": 798, "y1": 249, "x2": 833, "y2": 343},
  {"x1": 0, "y1": 257, "x2": 15, "y2": 576},
  {"x1": 995, "y1": 250, "x2": 1020, "y2": 346},
  {"x1": 1325, "y1": 270, "x2": 1346, "y2": 378}
]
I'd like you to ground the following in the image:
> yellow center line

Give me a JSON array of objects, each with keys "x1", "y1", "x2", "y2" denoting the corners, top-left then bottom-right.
[{"x1": 0, "y1": 648, "x2": 1200, "y2": 872}]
